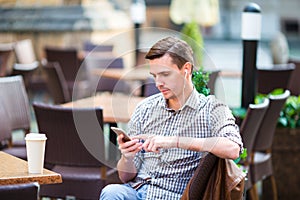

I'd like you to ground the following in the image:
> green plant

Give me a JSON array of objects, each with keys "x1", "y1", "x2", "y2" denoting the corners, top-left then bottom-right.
[
  {"x1": 234, "y1": 148, "x2": 247, "y2": 165},
  {"x1": 192, "y1": 68, "x2": 210, "y2": 96},
  {"x1": 278, "y1": 95, "x2": 300, "y2": 128},
  {"x1": 254, "y1": 88, "x2": 284, "y2": 104},
  {"x1": 180, "y1": 20, "x2": 204, "y2": 66},
  {"x1": 255, "y1": 88, "x2": 300, "y2": 129},
  {"x1": 234, "y1": 148, "x2": 248, "y2": 173},
  {"x1": 231, "y1": 107, "x2": 247, "y2": 120}
]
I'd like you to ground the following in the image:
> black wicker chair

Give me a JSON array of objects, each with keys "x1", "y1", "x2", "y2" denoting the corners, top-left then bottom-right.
[
  {"x1": 33, "y1": 103, "x2": 119, "y2": 199},
  {"x1": 0, "y1": 182, "x2": 40, "y2": 200},
  {"x1": 239, "y1": 98, "x2": 269, "y2": 198},
  {"x1": 251, "y1": 90, "x2": 290, "y2": 200},
  {"x1": 42, "y1": 61, "x2": 71, "y2": 104}
]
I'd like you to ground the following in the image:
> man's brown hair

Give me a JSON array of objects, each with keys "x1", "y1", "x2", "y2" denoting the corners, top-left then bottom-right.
[{"x1": 145, "y1": 37, "x2": 194, "y2": 70}]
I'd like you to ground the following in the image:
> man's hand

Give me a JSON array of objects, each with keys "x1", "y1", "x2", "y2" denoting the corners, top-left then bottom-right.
[
  {"x1": 133, "y1": 134, "x2": 177, "y2": 153},
  {"x1": 117, "y1": 134, "x2": 142, "y2": 182},
  {"x1": 117, "y1": 134, "x2": 143, "y2": 160}
]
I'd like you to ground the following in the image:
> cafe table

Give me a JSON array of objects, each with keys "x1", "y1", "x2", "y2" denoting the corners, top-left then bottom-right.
[
  {"x1": 62, "y1": 92, "x2": 145, "y2": 123},
  {"x1": 91, "y1": 66, "x2": 151, "y2": 82},
  {"x1": 92, "y1": 66, "x2": 151, "y2": 96},
  {"x1": 0, "y1": 151, "x2": 62, "y2": 185}
]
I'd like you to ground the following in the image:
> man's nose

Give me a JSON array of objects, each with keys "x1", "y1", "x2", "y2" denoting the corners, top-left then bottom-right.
[{"x1": 155, "y1": 77, "x2": 163, "y2": 87}]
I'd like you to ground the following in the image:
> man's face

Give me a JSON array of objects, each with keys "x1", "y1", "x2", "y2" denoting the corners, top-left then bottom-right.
[{"x1": 149, "y1": 54, "x2": 185, "y2": 100}]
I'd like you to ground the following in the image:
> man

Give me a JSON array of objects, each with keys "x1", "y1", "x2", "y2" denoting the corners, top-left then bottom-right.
[{"x1": 100, "y1": 37, "x2": 243, "y2": 200}]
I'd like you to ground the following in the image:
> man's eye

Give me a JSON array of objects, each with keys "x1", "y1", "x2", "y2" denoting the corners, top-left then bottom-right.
[{"x1": 162, "y1": 73, "x2": 169, "y2": 76}]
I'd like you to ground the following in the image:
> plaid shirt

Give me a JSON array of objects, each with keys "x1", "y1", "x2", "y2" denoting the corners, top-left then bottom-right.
[{"x1": 127, "y1": 89, "x2": 242, "y2": 200}]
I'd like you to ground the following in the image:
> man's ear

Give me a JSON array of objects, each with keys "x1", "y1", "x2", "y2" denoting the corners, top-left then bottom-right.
[{"x1": 183, "y1": 62, "x2": 192, "y2": 75}]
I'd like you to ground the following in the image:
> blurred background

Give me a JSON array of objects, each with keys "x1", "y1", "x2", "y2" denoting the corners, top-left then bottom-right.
[
  {"x1": 0, "y1": 0, "x2": 299, "y2": 107},
  {"x1": 1, "y1": 1, "x2": 299, "y2": 199}
]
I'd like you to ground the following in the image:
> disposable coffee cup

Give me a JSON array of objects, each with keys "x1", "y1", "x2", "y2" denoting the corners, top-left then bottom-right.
[{"x1": 25, "y1": 133, "x2": 47, "y2": 174}]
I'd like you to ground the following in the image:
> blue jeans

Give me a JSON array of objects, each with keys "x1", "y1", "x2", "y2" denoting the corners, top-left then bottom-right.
[{"x1": 100, "y1": 183, "x2": 148, "y2": 200}]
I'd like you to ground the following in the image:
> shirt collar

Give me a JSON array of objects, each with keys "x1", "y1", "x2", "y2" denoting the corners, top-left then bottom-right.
[{"x1": 158, "y1": 88, "x2": 205, "y2": 111}]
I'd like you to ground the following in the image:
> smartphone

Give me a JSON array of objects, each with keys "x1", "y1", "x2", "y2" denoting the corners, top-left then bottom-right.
[{"x1": 111, "y1": 127, "x2": 131, "y2": 142}]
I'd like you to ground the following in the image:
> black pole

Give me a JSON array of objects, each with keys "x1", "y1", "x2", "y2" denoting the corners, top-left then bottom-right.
[
  {"x1": 241, "y1": 3, "x2": 261, "y2": 108},
  {"x1": 242, "y1": 40, "x2": 258, "y2": 107},
  {"x1": 134, "y1": 23, "x2": 140, "y2": 65}
]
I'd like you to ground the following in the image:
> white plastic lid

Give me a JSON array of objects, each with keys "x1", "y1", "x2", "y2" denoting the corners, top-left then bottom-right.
[{"x1": 25, "y1": 133, "x2": 47, "y2": 141}]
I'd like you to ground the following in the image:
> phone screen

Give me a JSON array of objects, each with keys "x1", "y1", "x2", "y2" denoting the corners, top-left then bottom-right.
[{"x1": 111, "y1": 127, "x2": 131, "y2": 142}]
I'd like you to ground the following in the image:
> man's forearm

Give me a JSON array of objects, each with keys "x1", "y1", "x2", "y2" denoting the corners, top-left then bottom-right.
[
  {"x1": 178, "y1": 137, "x2": 240, "y2": 159},
  {"x1": 117, "y1": 155, "x2": 137, "y2": 183}
]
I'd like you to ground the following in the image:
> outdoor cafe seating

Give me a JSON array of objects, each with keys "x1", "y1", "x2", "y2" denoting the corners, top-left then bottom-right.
[
  {"x1": 257, "y1": 63, "x2": 295, "y2": 94},
  {"x1": 44, "y1": 46, "x2": 90, "y2": 100},
  {"x1": 250, "y1": 90, "x2": 290, "y2": 200},
  {"x1": 33, "y1": 103, "x2": 119, "y2": 199},
  {"x1": 41, "y1": 61, "x2": 71, "y2": 104},
  {"x1": 0, "y1": 75, "x2": 32, "y2": 160},
  {"x1": 287, "y1": 58, "x2": 300, "y2": 95},
  {"x1": 0, "y1": 182, "x2": 40, "y2": 200},
  {"x1": 0, "y1": 18, "x2": 298, "y2": 200},
  {"x1": 0, "y1": 97, "x2": 27, "y2": 160},
  {"x1": 239, "y1": 98, "x2": 269, "y2": 199}
]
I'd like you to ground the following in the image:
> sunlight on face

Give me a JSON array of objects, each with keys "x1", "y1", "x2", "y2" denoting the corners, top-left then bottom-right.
[{"x1": 149, "y1": 54, "x2": 185, "y2": 100}]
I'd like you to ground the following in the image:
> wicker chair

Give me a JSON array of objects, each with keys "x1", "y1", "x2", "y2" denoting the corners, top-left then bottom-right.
[
  {"x1": 0, "y1": 75, "x2": 31, "y2": 151},
  {"x1": 0, "y1": 75, "x2": 31, "y2": 134},
  {"x1": 0, "y1": 98, "x2": 11, "y2": 149},
  {"x1": 206, "y1": 70, "x2": 220, "y2": 95},
  {"x1": 44, "y1": 46, "x2": 90, "y2": 99},
  {"x1": 42, "y1": 61, "x2": 71, "y2": 104},
  {"x1": 257, "y1": 63, "x2": 295, "y2": 94},
  {"x1": 251, "y1": 90, "x2": 290, "y2": 200},
  {"x1": 33, "y1": 103, "x2": 118, "y2": 199},
  {"x1": 287, "y1": 58, "x2": 300, "y2": 95},
  {"x1": 0, "y1": 97, "x2": 26, "y2": 160},
  {"x1": 0, "y1": 182, "x2": 40, "y2": 200},
  {"x1": 0, "y1": 75, "x2": 30, "y2": 159},
  {"x1": 239, "y1": 98, "x2": 269, "y2": 199}
]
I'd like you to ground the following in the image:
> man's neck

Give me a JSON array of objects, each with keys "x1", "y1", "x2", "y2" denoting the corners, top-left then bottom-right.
[{"x1": 167, "y1": 86, "x2": 193, "y2": 111}]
